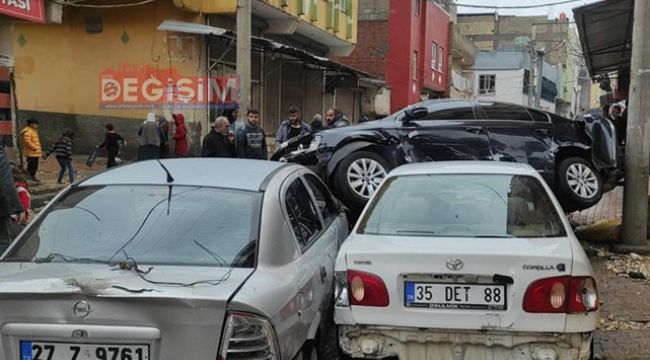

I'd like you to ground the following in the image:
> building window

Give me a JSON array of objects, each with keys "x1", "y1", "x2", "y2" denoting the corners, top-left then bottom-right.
[
  {"x1": 431, "y1": 43, "x2": 437, "y2": 70},
  {"x1": 478, "y1": 74, "x2": 496, "y2": 95},
  {"x1": 413, "y1": 51, "x2": 418, "y2": 80},
  {"x1": 438, "y1": 47, "x2": 444, "y2": 72},
  {"x1": 415, "y1": 0, "x2": 421, "y2": 15},
  {"x1": 341, "y1": 0, "x2": 349, "y2": 13}
]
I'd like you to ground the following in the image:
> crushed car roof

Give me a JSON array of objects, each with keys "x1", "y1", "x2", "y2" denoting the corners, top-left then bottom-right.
[{"x1": 79, "y1": 158, "x2": 288, "y2": 191}]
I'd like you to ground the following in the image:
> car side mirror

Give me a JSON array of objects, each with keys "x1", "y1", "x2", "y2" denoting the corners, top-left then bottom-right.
[{"x1": 402, "y1": 107, "x2": 428, "y2": 125}]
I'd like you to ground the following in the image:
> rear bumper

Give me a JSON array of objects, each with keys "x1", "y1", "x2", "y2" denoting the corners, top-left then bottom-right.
[{"x1": 338, "y1": 325, "x2": 592, "y2": 360}]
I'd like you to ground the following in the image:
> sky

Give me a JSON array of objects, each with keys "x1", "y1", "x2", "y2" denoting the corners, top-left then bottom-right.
[{"x1": 456, "y1": 0, "x2": 603, "y2": 20}]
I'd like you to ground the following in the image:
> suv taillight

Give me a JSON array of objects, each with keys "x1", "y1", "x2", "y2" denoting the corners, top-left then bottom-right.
[
  {"x1": 523, "y1": 276, "x2": 599, "y2": 313},
  {"x1": 347, "y1": 270, "x2": 389, "y2": 307},
  {"x1": 217, "y1": 312, "x2": 279, "y2": 360}
]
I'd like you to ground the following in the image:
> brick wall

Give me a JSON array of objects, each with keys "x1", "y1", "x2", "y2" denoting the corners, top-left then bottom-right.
[{"x1": 335, "y1": 20, "x2": 389, "y2": 79}]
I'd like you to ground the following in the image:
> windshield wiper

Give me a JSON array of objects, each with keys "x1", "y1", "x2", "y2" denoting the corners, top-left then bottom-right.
[
  {"x1": 33, "y1": 253, "x2": 110, "y2": 264},
  {"x1": 472, "y1": 235, "x2": 515, "y2": 238}
]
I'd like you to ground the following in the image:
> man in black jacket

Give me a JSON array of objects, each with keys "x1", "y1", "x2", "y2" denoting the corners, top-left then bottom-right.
[
  {"x1": 236, "y1": 109, "x2": 268, "y2": 159},
  {"x1": 0, "y1": 145, "x2": 24, "y2": 248},
  {"x1": 201, "y1": 117, "x2": 236, "y2": 158}
]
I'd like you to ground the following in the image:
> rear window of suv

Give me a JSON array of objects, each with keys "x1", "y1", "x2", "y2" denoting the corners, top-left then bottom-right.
[{"x1": 358, "y1": 174, "x2": 566, "y2": 238}]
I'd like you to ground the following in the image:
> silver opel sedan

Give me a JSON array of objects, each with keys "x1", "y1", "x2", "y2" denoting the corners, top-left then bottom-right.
[{"x1": 0, "y1": 158, "x2": 348, "y2": 360}]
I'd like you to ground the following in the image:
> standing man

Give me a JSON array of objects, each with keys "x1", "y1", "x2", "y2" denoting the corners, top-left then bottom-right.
[
  {"x1": 0, "y1": 145, "x2": 25, "y2": 249},
  {"x1": 202, "y1": 117, "x2": 236, "y2": 158},
  {"x1": 20, "y1": 119, "x2": 42, "y2": 181},
  {"x1": 324, "y1": 107, "x2": 350, "y2": 128},
  {"x1": 275, "y1": 105, "x2": 311, "y2": 147},
  {"x1": 236, "y1": 109, "x2": 268, "y2": 159}
]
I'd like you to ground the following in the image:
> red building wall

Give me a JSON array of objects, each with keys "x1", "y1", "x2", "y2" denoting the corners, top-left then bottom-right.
[{"x1": 386, "y1": 0, "x2": 450, "y2": 112}]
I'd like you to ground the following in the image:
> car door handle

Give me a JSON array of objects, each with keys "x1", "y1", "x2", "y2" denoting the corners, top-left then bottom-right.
[
  {"x1": 535, "y1": 128, "x2": 550, "y2": 134},
  {"x1": 465, "y1": 127, "x2": 485, "y2": 134},
  {"x1": 320, "y1": 266, "x2": 327, "y2": 283}
]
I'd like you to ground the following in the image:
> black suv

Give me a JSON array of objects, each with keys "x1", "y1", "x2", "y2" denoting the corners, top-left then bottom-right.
[{"x1": 272, "y1": 100, "x2": 623, "y2": 213}]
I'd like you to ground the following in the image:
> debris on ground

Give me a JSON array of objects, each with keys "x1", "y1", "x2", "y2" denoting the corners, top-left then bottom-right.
[
  {"x1": 599, "y1": 317, "x2": 650, "y2": 331},
  {"x1": 575, "y1": 219, "x2": 622, "y2": 243}
]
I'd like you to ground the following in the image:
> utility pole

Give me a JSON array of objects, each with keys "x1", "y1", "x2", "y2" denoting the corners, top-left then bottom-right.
[
  {"x1": 527, "y1": 26, "x2": 536, "y2": 107},
  {"x1": 534, "y1": 50, "x2": 544, "y2": 108},
  {"x1": 236, "y1": 0, "x2": 252, "y2": 116},
  {"x1": 620, "y1": 0, "x2": 650, "y2": 252}
]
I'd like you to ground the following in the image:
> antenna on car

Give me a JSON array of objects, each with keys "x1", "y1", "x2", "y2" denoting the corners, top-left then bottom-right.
[{"x1": 156, "y1": 159, "x2": 174, "y2": 215}]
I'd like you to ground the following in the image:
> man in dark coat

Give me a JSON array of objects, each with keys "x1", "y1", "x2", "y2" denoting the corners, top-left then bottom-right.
[
  {"x1": 201, "y1": 116, "x2": 236, "y2": 158},
  {"x1": 0, "y1": 145, "x2": 25, "y2": 248}
]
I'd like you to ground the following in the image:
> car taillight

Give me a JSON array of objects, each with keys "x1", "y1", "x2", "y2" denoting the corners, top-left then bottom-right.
[
  {"x1": 217, "y1": 312, "x2": 279, "y2": 360},
  {"x1": 347, "y1": 270, "x2": 389, "y2": 307},
  {"x1": 523, "y1": 276, "x2": 599, "y2": 313}
]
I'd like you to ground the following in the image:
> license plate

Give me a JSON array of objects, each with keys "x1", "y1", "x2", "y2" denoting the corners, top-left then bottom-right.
[
  {"x1": 20, "y1": 341, "x2": 150, "y2": 360},
  {"x1": 404, "y1": 282, "x2": 507, "y2": 310}
]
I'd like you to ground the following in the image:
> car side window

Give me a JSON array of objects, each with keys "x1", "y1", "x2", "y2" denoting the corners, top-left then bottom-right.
[
  {"x1": 480, "y1": 102, "x2": 533, "y2": 121},
  {"x1": 285, "y1": 179, "x2": 323, "y2": 249},
  {"x1": 421, "y1": 101, "x2": 475, "y2": 121},
  {"x1": 304, "y1": 174, "x2": 339, "y2": 225},
  {"x1": 529, "y1": 109, "x2": 550, "y2": 122}
]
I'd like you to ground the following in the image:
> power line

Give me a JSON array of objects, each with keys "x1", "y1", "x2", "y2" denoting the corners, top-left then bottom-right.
[{"x1": 454, "y1": 0, "x2": 583, "y2": 9}]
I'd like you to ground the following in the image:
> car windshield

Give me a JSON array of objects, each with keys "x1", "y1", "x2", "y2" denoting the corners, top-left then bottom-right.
[
  {"x1": 358, "y1": 174, "x2": 566, "y2": 238},
  {"x1": 3, "y1": 185, "x2": 262, "y2": 267}
]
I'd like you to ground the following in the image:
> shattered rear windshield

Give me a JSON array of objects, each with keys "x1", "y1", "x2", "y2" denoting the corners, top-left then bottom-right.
[{"x1": 3, "y1": 185, "x2": 261, "y2": 267}]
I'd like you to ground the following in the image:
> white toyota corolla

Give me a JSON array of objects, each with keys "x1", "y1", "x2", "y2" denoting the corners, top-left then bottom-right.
[{"x1": 333, "y1": 161, "x2": 599, "y2": 360}]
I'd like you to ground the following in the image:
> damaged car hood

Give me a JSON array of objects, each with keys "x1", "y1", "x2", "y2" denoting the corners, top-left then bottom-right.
[{"x1": 0, "y1": 263, "x2": 253, "y2": 299}]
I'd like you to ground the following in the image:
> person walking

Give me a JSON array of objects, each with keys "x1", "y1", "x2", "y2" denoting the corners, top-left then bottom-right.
[
  {"x1": 44, "y1": 128, "x2": 76, "y2": 184},
  {"x1": 324, "y1": 107, "x2": 350, "y2": 128},
  {"x1": 0, "y1": 146, "x2": 25, "y2": 249},
  {"x1": 275, "y1": 106, "x2": 311, "y2": 147},
  {"x1": 236, "y1": 109, "x2": 268, "y2": 160},
  {"x1": 201, "y1": 117, "x2": 236, "y2": 158},
  {"x1": 172, "y1": 113, "x2": 189, "y2": 157},
  {"x1": 97, "y1": 123, "x2": 125, "y2": 169},
  {"x1": 158, "y1": 116, "x2": 170, "y2": 159},
  {"x1": 138, "y1": 113, "x2": 160, "y2": 161},
  {"x1": 20, "y1": 118, "x2": 42, "y2": 181}
]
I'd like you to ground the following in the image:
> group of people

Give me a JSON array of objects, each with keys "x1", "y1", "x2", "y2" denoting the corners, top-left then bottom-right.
[
  {"x1": 18, "y1": 118, "x2": 76, "y2": 184},
  {"x1": 201, "y1": 105, "x2": 350, "y2": 159},
  {"x1": 135, "y1": 112, "x2": 188, "y2": 162}
]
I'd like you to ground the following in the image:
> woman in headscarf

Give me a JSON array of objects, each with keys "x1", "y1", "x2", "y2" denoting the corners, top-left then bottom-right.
[{"x1": 137, "y1": 113, "x2": 160, "y2": 161}]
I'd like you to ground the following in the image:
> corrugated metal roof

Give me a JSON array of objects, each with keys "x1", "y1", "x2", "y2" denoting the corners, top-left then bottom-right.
[{"x1": 573, "y1": 0, "x2": 633, "y2": 78}]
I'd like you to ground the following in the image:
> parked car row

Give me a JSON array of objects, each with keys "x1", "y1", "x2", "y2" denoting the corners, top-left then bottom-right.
[
  {"x1": 0, "y1": 158, "x2": 598, "y2": 360},
  {"x1": 272, "y1": 99, "x2": 624, "y2": 214}
]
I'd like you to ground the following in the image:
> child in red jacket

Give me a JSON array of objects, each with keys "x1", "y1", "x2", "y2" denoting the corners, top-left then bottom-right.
[{"x1": 12, "y1": 170, "x2": 30, "y2": 224}]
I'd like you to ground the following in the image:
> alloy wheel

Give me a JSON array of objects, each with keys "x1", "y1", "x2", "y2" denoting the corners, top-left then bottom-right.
[
  {"x1": 347, "y1": 158, "x2": 387, "y2": 199},
  {"x1": 566, "y1": 163, "x2": 599, "y2": 199}
]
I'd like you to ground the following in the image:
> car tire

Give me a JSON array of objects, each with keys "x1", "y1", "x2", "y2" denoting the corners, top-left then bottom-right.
[
  {"x1": 333, "y1": 151, "x2": 391, "y2": 212},
  {"x1": 557, "y1": 157, "x2": 603, "y2": 211}
]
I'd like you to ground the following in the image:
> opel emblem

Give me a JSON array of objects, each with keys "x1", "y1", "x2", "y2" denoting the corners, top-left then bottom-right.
[
  {"x1": 72, "y1": 300, "x2": 92, "y2": 318},
  {"x1": 446, "y1": 259, "x2": 464, "y2": 271}
]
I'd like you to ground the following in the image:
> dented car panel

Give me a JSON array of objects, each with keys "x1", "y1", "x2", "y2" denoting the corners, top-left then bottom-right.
[{"x1": 338, "y1": 326, "x2": 593, "y2": 360}]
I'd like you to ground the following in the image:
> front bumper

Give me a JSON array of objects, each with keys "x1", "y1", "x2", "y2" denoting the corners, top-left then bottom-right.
[{"x1": 338, "y1": 325, "x2": 592, "y2": 360}]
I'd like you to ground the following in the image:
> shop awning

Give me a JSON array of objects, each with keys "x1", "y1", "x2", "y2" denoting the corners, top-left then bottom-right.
[
  {"x1": 573, "y1": 0, "x2": 634, "y2": 79},
  {"x1": 157, "y1": 20, "x2": 369, "y2": 78}
]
